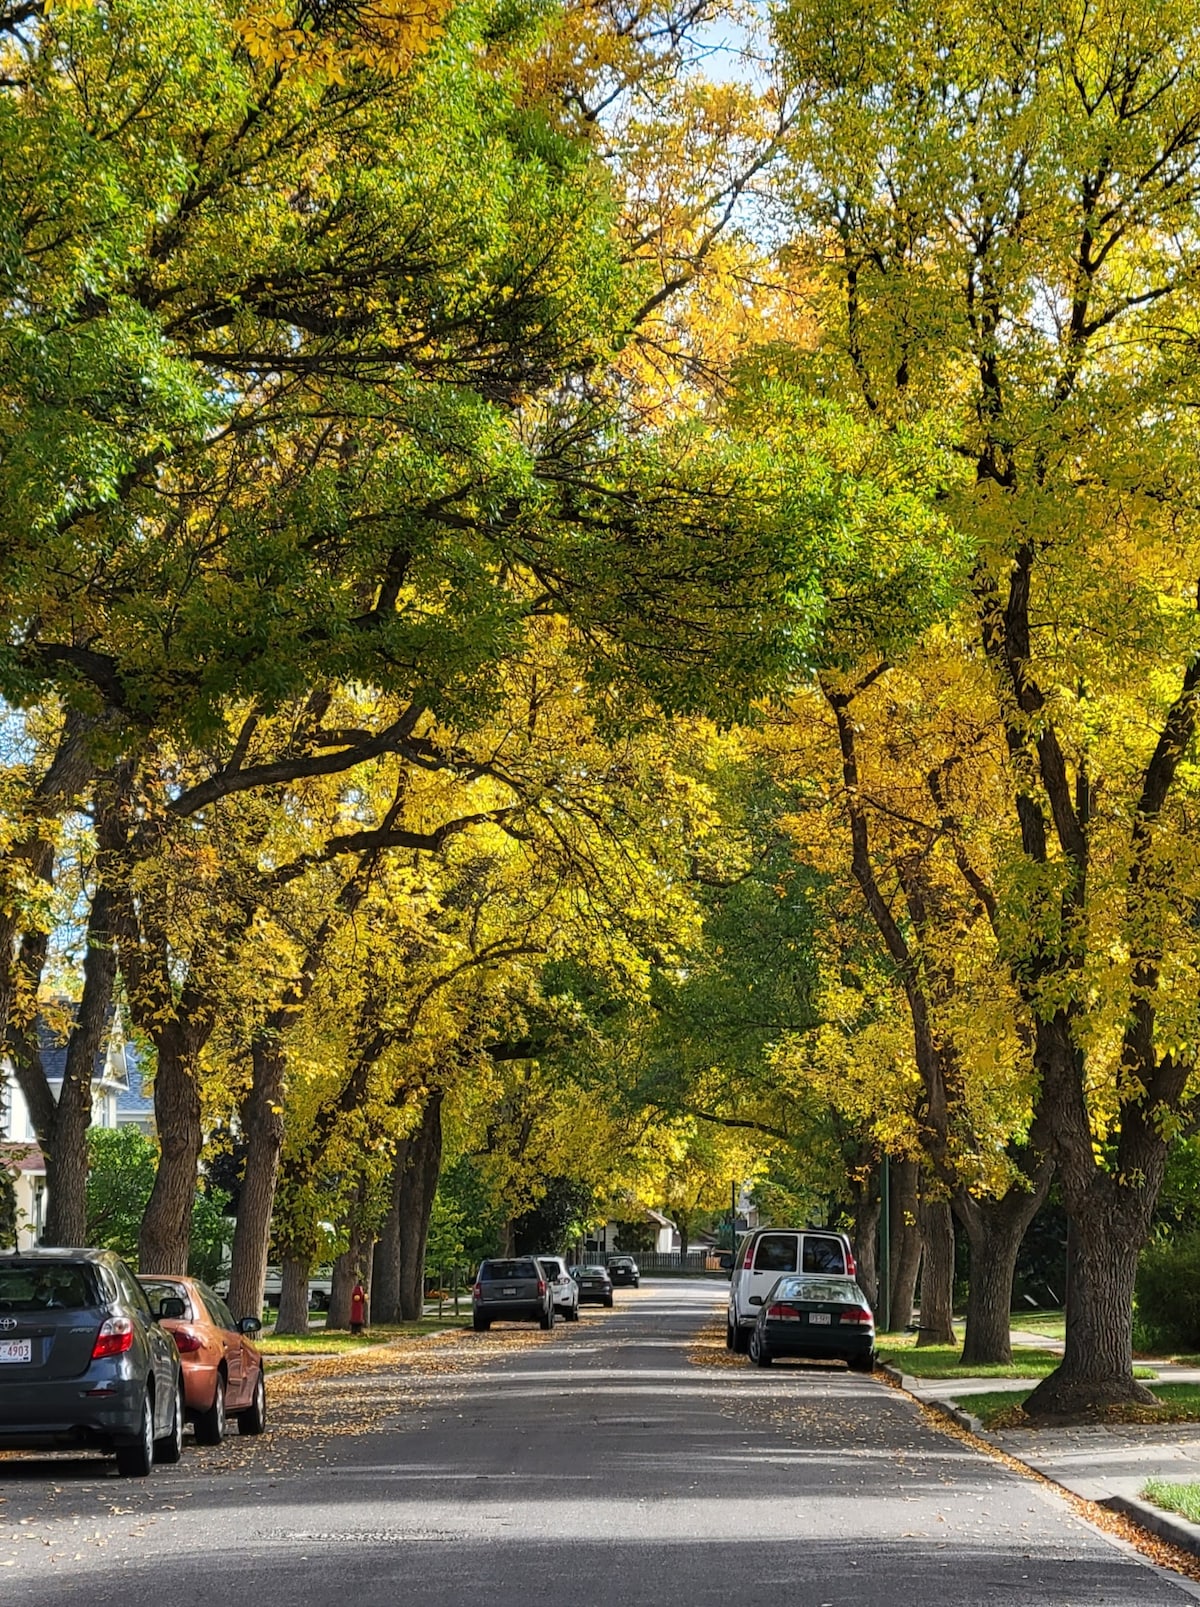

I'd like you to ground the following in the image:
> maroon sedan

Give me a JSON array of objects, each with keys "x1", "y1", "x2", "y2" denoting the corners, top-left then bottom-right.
[{"x1": 138, "y1": 1275, "x2": 266, "y2": 1445}]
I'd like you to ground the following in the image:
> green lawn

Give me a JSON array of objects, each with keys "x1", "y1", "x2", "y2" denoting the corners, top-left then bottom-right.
[
  {"x1": 258, "y1": 1317, "x2": 471, "y2": 1355},
  {"x1": 956, "y1": 1378, "x2": 1193, "y2": 1430},
  {"x1": 1142, "y1": 1480, "x2": 1200, "y2": 1524},
  {"x1": 1008, "y1": 1310, "x2": 1066, "y2": 1341},
  {"x1": 878, "y1": 1338, "x2": 1067, "y2": 1380}
]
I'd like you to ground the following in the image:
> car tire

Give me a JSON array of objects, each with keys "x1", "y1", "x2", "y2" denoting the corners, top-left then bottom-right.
[
  {"x1": 116, "y1": 1390, "x2": 155, "y2": 1478},
  {"x1": 540, "y1": 1305, "x2": 553, "y2": 1330},
  {"x1": 749, "y1": 1330, "x2": 773, "y2": 1367},
  {"x1": 155, "y1": 1379, "x2": 184, "y2": 1463},
  {"x1": 847, "y1": 1352, "x2": 875, "y2": 1374},
  {"x1": 236, "y1": 1370, "x2": 267, "y2": 1436},
  {"x1": 731, "y1": 1323, "x2": 749, "y2": 1354},
  {"x1": 473, "y1": 1315, "x2": 490, "y2": 1332},
  {"x1": 567, "y1": 1306, "x2": 580, "y2": 1322},
  {"x1": 725, "y1": 1317, "x2": 736, "y2": 1351},
  {"x1": 195, "y1": 1373, "x2": 227, "y2": 1446},
  {"x1": 603, "y1": 1294, "x2": 613, "y2": 1308}
]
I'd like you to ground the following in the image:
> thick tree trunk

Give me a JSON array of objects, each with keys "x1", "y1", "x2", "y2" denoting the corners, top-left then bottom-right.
[
  {"x1": 227, "y1": 1039, "x2": 287, "y2": 1320},
  {"x1": 956, "y1": 1162, "x2": 1052, "y2": 1367},
  {"x1": 274, "y1": 1255, "x2": 312, "y2": 1336},
  {"x1": 916, "y1": 1194, "x2": 956, "y2": 1346},
  {"x1": 398, "y1": 1090, "x2": 444, "y2": 1321},
  {"x1": 138, "y1": 1024, "x2": 203, "y2": 1273},
  {"x1": 327, "y1": 1239, "x2": 362, "y2": 1332},
  {"x1": 371, "y1": 1148, "x2": 406, "y2": 1325},
  {"x1": 888, "y1": 1157, "x2": 921, "y2": 1331},
  {"x1": 1024, "y1": 1195, "x2": 1156, "y2": 1417},
  {"x1": 848, "y1": 1163, "x2": 881, "y2": 1310}
]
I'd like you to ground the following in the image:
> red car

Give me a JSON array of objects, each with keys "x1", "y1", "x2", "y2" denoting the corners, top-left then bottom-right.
[{"x1": 138, "y1": 1275, "x2": 266, "y2": 1445}]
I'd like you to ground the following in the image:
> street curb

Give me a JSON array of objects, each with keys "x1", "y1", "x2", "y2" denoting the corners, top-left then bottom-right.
[
  {"x1": 1105, "y1": 1495, "x2": 1200, "y2": 1558},
  {"x1": 878, "y1": 1361, "x2": 986, "y2": 1436}
]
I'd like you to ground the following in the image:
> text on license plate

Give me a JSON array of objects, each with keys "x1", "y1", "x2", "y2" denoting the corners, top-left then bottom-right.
[
  {"x1": 808, "y1": 1312, "x2": 831, "y2": 1325},
  {"x1": 0, "y1": 1339, "x2": 32, "y2": 1362},
  {"x1": 503, "y1": 1287, "x2": 516, "y2": 1295}
]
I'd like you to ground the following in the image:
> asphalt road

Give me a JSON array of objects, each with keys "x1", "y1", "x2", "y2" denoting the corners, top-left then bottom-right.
[{"x1": 2, "y1": 1278, "x2": 1197, "y2": 1606}]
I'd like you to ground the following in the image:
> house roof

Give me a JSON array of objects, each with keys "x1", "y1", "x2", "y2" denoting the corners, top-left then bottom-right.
[
  {"x1": 116, "y1": 1048, "x2": 154, "y2": 1125},
  {"x1": 35, "y1": 1003, "x2": 127, "y2": 1092},
  {"x1": 0, "y1": 1141, "x2": 45, "y2": 1175}
]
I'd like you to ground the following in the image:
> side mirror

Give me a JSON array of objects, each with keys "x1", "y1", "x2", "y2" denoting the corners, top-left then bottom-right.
[
  {"x1": 159, "y1": 1297, "x2": 186, "y2": 1320},
  {"x1": 239, "y1": 1316, "x2": 263, "y2": 1335},
  {"x1": 748, "y1": 1295, "x2": 763, "y2": 1307}
]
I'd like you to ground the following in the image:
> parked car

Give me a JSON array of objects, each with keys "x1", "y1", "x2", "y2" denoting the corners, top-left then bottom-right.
[
  {"x1": 0, "y1": 1248, "x2": 185, "y2": 1477},
  {"x1": 138, "y1": 1274, "x2": 266, "y2": 1444},
  {"x1": 727, "y1": 1228, "x2": 856, "y2": 1353},
  {"x1": 607, "y1": 1255, "x2": 640, "y2": 1287},
  {"x1": 747, "y1": 1273, "x2": 876, "y2": 1372},
  {"x1": 535, "y1": 1255, "x2": 580, "y2": 1321},
  {"x1": 573, "y1": 1264, "x2": 614, "y2": 1306},
  {"x1": 471, "y1": 1258, "x2": 555, "y2": 1330}
]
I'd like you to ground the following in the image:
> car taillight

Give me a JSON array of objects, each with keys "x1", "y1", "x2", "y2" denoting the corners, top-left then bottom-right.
[
  {"x1": 91, "y1": 1317, "x2": 134, "y2": 1359},
  {"x1": 472, "y1": 1283, "x2": 482, "y2": 1300},
  {"x1": 537, "y1": 1279, "x2": 546, "y2": 1296},
  {"x1": 170, "y1": 1327, "x2": 204, "y2": 1353},
  {"x1": 741, "y1": 1240, "x2": 755, "y2": 1270},
  {"x1": 845, "y1": 1249, "x2": 857, "y2": 1277},
  {"x1": 839, "y1": 1307, "x2": 873, "y2": 1325},
  {"x1": 766, "y1": 1303, "x2": 800, "y2": 1320}
]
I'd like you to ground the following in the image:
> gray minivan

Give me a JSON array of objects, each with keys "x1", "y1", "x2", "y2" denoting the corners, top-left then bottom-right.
[
  {"x1": 726, "y1": 1228, "x2": 856, "y2": 1353},
  {"x1": 0, "y1": 1249, "x2": 185, "y2": 1476}
]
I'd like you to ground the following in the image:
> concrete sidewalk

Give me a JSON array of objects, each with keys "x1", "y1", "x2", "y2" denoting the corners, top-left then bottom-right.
[{"x1": 885, "y1": 1329, "x2": 1200, "y2": 1557}]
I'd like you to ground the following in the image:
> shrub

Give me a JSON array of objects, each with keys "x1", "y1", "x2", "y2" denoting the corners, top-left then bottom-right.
[{"x1": 1136, "y1": 1233, "x2": 1200, "y2": 1352}]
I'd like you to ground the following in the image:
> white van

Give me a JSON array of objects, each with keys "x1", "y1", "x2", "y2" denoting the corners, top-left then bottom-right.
[{"x1": 726, "y1": 1228, "x2": 856, "y2": 1352}]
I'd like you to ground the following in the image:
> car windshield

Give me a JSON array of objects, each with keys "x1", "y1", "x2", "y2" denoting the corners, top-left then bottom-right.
[
  {"x1": 481, "y1": 1260, "x2": 538, "y2": 1280},
  {"x1": 0, "y1": 1262, "x2": 97, "y2": 1311},
  {"x1": 772, "y1": 1277, "x2": 863, "y2": 1304},
  {"x1": 610, "y1": 1258, "x2": 634, "y2": 1267},
  {"x1": 140, "y1": 1278, "x2": 190, "y2": 1313}
]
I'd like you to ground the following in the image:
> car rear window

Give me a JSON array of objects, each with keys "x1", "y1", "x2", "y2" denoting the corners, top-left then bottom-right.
[
  {"x1": 481, "y1": 1260, "x2": 538, "y2": 1280},
  {"x1": 140, "y1": 1278, "x2": 193, "y2": 1318},
  {"x1": 539, "y1": 1260, "x2": 565, "y2": 1278},
  {"x1": 753, "y1": 1234, "x2": 799, "y2": 1273},
  {"x1": 801, "y1": 1237, "x2": 846, "y2": 1274},
  {"x1": 775, "y1": 1277, "x2": 861, "y2": 1303},
  {"x1": 0, "y1": 1262, "x2": 97, "y2": 1311},
  {"x1": 578, "y1": 1266, "x2": 607, "y2": 1276}
]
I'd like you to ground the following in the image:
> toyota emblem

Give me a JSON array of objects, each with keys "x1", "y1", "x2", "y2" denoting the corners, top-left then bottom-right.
[{"x1": 0, "y1": 1318, "x2": 15, "y2": 1332}]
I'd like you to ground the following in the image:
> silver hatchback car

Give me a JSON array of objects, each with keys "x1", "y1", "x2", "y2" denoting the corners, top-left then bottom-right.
[{"x1": 0, "y1": 1249, "x2": 185, "y2": 1476}]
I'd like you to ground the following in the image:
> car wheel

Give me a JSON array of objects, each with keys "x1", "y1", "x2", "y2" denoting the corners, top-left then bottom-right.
[
  {"x1": 473, "y1": 1314, "x2": 490, "y2": 1332},
  {"x1": 567, "y1": 1306, "x2": 580, "y2": 1322},
  {"x1": 603, "y1": 1294, "x2": 613, "y2": 1307},
  {"x1": 115, "y1": 1390, "x2": 155, "y2": 1478},
  {"x1": 155, "y1": 1379, "x2": 184, "y2": 1463},
  {"x1": 732, "y1": 1323, "x2": 750, "y2": 1354},
  {"x1": 749, "y1": 1330, "x2": 773, "y2": 1367},
  {"x1": 540, "y1": 1305, "x2": 553, "y2": 1330},
  {"x1": 236, "y1": 1369, "x2": 267, "y2": 1436},
  {"x1": 195, "y1": 1372, "x2": 227, "y2": 1446},
  {"x1": 725, "y1": 1316, "x2": 736, "y2": 1351},
  {"x1": 847, "y1": 1352, "x2": 875, "y2": 1374}
]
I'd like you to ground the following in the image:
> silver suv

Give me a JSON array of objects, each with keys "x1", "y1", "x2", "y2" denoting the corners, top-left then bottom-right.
[{"x1": 536, "y1": 1255, "x2": 580, "y2": 1321}]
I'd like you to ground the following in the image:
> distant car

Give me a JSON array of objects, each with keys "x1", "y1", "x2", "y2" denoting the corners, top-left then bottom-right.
[
  {"x1": 727, "y1": 1228, "x2": 856, "y2": 1353},
  {"x1": 574, "y1": 1264, "x2": 613, "y2": 1306},
  {"x1": 0, "y1": 1249, "x2": 185, "y2": 1477},
  {"x1": 535, "y1": 1255, "x2": 580, "y2": 1321},
  {"x1": 607, "y1": 1255, "x2": 640, "y2": 1287},
  {"x1": 748, "y1": 1274, "x2": 876, "y2": 1372},
  {"x1": 472, "y1": 1259, "x2": 555, "y2": 1330},
  {"x1": 138, "y1": 1274, "x2": 266, "y2": 1444}
]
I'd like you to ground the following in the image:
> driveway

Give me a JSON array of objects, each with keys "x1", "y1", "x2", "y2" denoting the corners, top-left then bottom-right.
[{"x1": 2, "y1": 1278, "x2": 1196, "y2": 1605}]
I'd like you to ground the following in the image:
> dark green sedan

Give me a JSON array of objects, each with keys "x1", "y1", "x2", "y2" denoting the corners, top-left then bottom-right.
[{"x1": 748, "y1": 1274, "x2": 876, "y2": 1371}]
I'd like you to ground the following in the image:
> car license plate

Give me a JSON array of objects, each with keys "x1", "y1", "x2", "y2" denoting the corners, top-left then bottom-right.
[
  {"x1": 808, "y1": 1312, "x2": 831, "y2": 1325},
  {"x1": 503, "y1": 1287, "x2": 516, "y2": 1295},
  {"x1": 0, "y1": 1340, "x2": 31, "y2": 1362}
]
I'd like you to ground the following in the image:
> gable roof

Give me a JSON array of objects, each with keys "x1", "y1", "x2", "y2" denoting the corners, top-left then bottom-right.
[{"x1": 34, "y1": 1002, "x2": 127, "y2": 1093}]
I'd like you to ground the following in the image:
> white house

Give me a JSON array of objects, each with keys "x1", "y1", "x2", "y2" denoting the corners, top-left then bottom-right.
[{"x1": 0, "y1": 1004, "x2": 150, "y2": 1247}]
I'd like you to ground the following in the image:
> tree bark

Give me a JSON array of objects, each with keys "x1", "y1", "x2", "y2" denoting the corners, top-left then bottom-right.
[
  {"x1": 888, "y1": 1157, "x2": 921, "y2": 1331},
  {"x1": 371, "y1": 1147, "x2": 406, "y2": 1325},
  {"x1": 916, "y1": 1193, "x2": 956, "y2": 1346},
  {"x1": 138, "y1": 1020, "x2": 204, "y2": 1272},
  {"x1": 847, "y1": 1160, "x2": 881, "y2": 1310},
  {"x1": 956, "y1": 1159, "x2": 1053, "y2": 1366},
  {"x1": 398, "y1": 1089, "x2": 444, "y2": 1321},
  {"x1": 327, "y1": 1237, "x2": 363, "y2": 1331},
  {"x1": 226, "y1": 1039, "x2": 287, "y2": 1320},
  {"x1": 274, "y1": 1255, "x2": 312, "y2": 1336}
]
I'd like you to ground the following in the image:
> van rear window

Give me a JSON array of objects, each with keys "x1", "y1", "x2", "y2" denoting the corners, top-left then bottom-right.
[
  {"x1": 754, "y1": 1235, "x2": 800, "y2": 1274},
  {"x1": 802, "y1": 1238, "x2": 846, "y2": 1274}
]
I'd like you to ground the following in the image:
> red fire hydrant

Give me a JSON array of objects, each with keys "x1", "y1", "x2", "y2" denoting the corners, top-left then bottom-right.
[{"x1": 350, "y1": 1281, "x2": 367, "y2": 1335}]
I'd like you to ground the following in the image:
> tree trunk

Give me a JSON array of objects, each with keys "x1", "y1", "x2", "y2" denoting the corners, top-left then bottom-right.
[
  {"x1": 889, "y1": 1157, "x2": 921, "y2": 1331},
  {"x1": 398, "y1": 1089, "x2": 444, "y2": 1321},
  {"x1": 916, "y1": 1194, "x2": 956, "y2": 1346},
  {"x1": 138, "y1": 1023, "x2": 203, "y2": 1273},
  {"x1": 274, "y1": 1255, "x2": 312, "y2": 1336},
  {"x1": 327, "y1": 1240, "x2": 361, "y2": 1332},
  {"x1": 848, "y1": 1162, "x2": 881, "y2": 1310},
  {"x1": 371, "y1": 1148, "x2": 406, "y2": 1325},
  {"x1": 1023, "y1": 1190, "x2": 1157, "y2": 1416},
  {"x1": 226, "y1": 1039, "x2": 287, "y2": 1320},
  {"x1": 956, "y1": 1161, "x2": 1052, "y2": 1366}
]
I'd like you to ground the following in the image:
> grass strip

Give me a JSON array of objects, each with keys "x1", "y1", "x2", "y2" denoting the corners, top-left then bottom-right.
[
  {"x1": 1142, "y1": 1480, "x2": 1200, "y2": 1524},
  {"x1": 878, "y1": 1340, "x2": 1066, "y2": 1379},
  {"x1": 259, "y1": 1317, "x2": 471, "y2": 1355},
  {"x1": 956, "y1": 1378, "x2": 1198, "y2": 1430}
]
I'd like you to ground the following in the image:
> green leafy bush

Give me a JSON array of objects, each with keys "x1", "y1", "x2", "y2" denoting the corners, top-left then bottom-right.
[{"x1": 1136, "y1": 1233, "x2": 1200, "y2": 1352}]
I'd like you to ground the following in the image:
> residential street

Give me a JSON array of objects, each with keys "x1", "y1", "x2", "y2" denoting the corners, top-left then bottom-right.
[{"x1": 2, "y1": 1279, "x2": 1196, "y2": 1606}]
